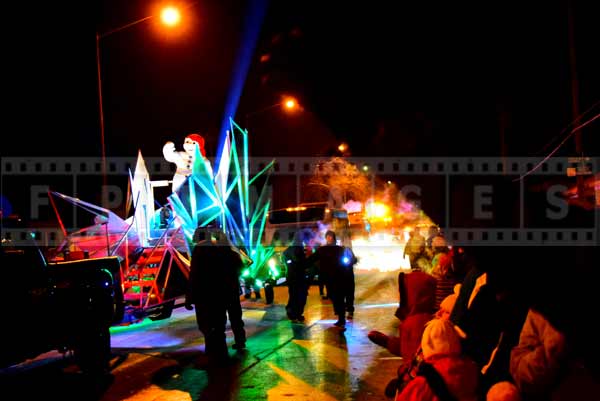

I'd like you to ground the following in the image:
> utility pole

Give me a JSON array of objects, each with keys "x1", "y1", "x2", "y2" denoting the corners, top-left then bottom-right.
[
  {"x1": 567, "y1": 1, "x2": 585, "y2": 197},
  {"x1": 498, "y1": 104, "x2": 508, "y2": 175},
  {"x1": 96, "y1": 33, "x2": 108, "y2": 206}
]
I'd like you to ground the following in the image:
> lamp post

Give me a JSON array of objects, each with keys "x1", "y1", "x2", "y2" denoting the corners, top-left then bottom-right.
[
  {"x1": 244, "y1": 96, "x2": 299, "y2": 131},
  {"x1": 96, "y1": 7, "x2": 182, "y2": 206}
]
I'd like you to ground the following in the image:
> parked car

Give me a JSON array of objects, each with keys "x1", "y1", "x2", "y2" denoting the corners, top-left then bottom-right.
[{"x1": 0, "y1": 233, "x2": 124, "y2": 374}]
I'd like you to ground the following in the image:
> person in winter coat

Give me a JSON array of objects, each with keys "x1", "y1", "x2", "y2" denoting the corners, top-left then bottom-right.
[
  {"x1": 283, "y1": 230, "x2": 310, "y2": 322},
  {"x1": 431, "y1": 252, "x2": 455, "y2": 311},
  {"x1": 306, "y1": 230, "x2": 349, "y2": 328},
  {"x1": 370, "y1": 286, "x2": 459, "y2": 398},
  {"x1": 507, "y1": 244, "x2": 600, "y2": 401},
  {"x1": 395, "y1": 318, "x2": 479, "y2": 401},
  {"x1": 369, "y1": 267, "x2": 437, "y2": 360},
  {"x1": 185, "y1": 227, "x2": 247, "y2": 362},
  {"x1": 404, "y1": 230, "x2": 427, "y2": 270},
  {"x1": 510, "y1": 307, "x2": 600, "y2": 401},
  {"x1": 340, "y1": 245, "x2": 358, "y2": 319},
  {"x1": 450, "y1": 247, "x2": 530, "y2": 398}
]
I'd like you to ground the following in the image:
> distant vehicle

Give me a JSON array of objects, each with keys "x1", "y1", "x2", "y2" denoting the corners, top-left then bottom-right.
[
  {"x1": 264, "y1": 203, "x2": 351, "y2": 246},
  {"x1": 0, "y1": 230, "x2": 124, "y2": 374},
  {"x1": 263, "y1": 203, "x2": 351, "y2": 285}
]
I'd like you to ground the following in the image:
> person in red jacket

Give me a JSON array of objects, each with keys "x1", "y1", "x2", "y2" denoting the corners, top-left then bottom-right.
[
  {"x1": 368, "y1": 267, "x2": 437, "y2": 360},
  {"x1": 396, "y1": 318, "x2": 479, "y2": 401},
  {"x1": 369, "y1": 286, "x2": 460, "y2": 398}
]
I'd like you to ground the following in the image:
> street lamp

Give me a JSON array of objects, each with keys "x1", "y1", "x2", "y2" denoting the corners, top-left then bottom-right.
[
  {"x1": 160, "y1": 7, "x2": 181, "y2": 26},
  {"x1": 336, "y1": 142, "x2": 352, "y2": 157},
  {"x1": 284, "y1": 97, "x2": 297, "y2": 110},
  {"x1": 96, "y1": 6, "x2": 182, "y2": 205},
  {"x1": 244, "y1": 96, "x2": 299, "y2": 131}
]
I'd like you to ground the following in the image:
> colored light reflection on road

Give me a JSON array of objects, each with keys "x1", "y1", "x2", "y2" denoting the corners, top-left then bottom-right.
[
  {"x1": 267, "y1": 362, "x2": 339, "y2": 401},
  {"x1": 110, "y1": 318, "x2": 157, "y2": 334},
  {"x1": 121, "y1": 385, "x2": 192, "y2": 401},
  {"x1": 112, "y1": 329, "x2": 186, "y2": 348},
  {"x1": 293, "y1": 340, "x2": 348, "y2": 371}
]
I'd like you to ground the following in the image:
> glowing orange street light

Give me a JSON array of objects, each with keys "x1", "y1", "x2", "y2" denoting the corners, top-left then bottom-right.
[
  {"x1": 245, "y1": 96, "x2": 300, "y2": 130},
  {"x1": 338, "y1": 143, "x2": 348, "y2": 153},
  {"x1": 96, "y1": 6, "x2": 182, "y2": 205},
  {"x1": 284, "y1": 97, "x2": 297, "y2": 110},
  {"x1": 160, "y1": 6, "x2": 181, "y2": 26}
]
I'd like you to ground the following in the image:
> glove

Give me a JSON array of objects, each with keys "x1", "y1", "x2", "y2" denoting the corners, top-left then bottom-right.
[{"x1": 185, "y1": 302, "x2": 194, "y2": 311}]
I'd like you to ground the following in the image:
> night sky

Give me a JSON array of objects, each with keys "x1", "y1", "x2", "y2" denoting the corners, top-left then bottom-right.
[
  {"x1": 4, "y1": 0, "x2": 599, "y2": 159},
  {"x1": 2, "y1": 0, "x2": 599, "y2": 219}
]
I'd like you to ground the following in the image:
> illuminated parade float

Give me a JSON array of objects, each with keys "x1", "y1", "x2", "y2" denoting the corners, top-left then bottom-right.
[{"x1": 48, "y1": 118, "x2": 278, "y2": 323}]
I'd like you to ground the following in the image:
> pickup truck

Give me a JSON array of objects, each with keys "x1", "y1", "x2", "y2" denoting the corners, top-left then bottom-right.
[{"x1": 0, "y1": 237, "x2": 124, "y2": 374}]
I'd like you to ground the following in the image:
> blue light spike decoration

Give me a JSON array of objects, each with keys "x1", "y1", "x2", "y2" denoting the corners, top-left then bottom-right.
[
  {"x1": 225, "y1": 130, "x2": 248, "y2": 236},
  {"x1": 241, "y1": 123, "x2": 250, "y2": 216},
  {"x1": 167, "y1": 118, "x2": 275, "y2": 284},
  {"x1": 222, "y1": 118, "x2": 275, "y2": 278}
]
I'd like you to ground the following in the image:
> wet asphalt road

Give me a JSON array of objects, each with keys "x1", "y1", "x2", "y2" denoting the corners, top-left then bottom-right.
[{"x1": 1, "y1": 269, "x2": 406, "y2": 401}]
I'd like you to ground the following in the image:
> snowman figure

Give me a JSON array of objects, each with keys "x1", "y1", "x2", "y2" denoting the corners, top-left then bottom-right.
[{"x1": 163, "y1": 133, "x2": 212, "y2": 192}]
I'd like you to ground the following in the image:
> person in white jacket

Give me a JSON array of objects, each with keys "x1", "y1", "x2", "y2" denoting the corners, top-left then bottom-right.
[{"x1": 162, "y1": 133, "x2": 212, "y2": 192}]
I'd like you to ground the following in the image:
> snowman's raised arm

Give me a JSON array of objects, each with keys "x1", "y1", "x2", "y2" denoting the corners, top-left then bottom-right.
[{"x1": 163, "y1": 141, "x2": 178, "y2": 162}]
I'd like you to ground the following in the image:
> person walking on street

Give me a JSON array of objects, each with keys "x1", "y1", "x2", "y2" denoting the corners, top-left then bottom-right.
[
  {"x1": 340, "y1": 245, "x2": 358, "y2": 320},
  {"x1": 283, "y1": 230, "x2": 310, "y2": 322},
  {"x1": 307, "y1": 230, "x2": 348, "y2": 328},
  {"x1": 404, "y1": 230, "x2": 426, "y2": 270},
  {"x1": 185, "y1": 227, "x2": 247, "y2": 363}
]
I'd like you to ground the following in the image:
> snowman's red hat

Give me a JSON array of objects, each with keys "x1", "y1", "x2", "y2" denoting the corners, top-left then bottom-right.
[{"x1": 186, "y1": 133, "x2": 206, "y2": 156}]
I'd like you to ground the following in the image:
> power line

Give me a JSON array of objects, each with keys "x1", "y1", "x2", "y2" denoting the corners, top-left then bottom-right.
[
  {"x1": 514, "y1": 111, "x2": 600, "y2": 182},
  {"x1": 532, "y1": 99, "x2": 600, "y2": 156}
]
